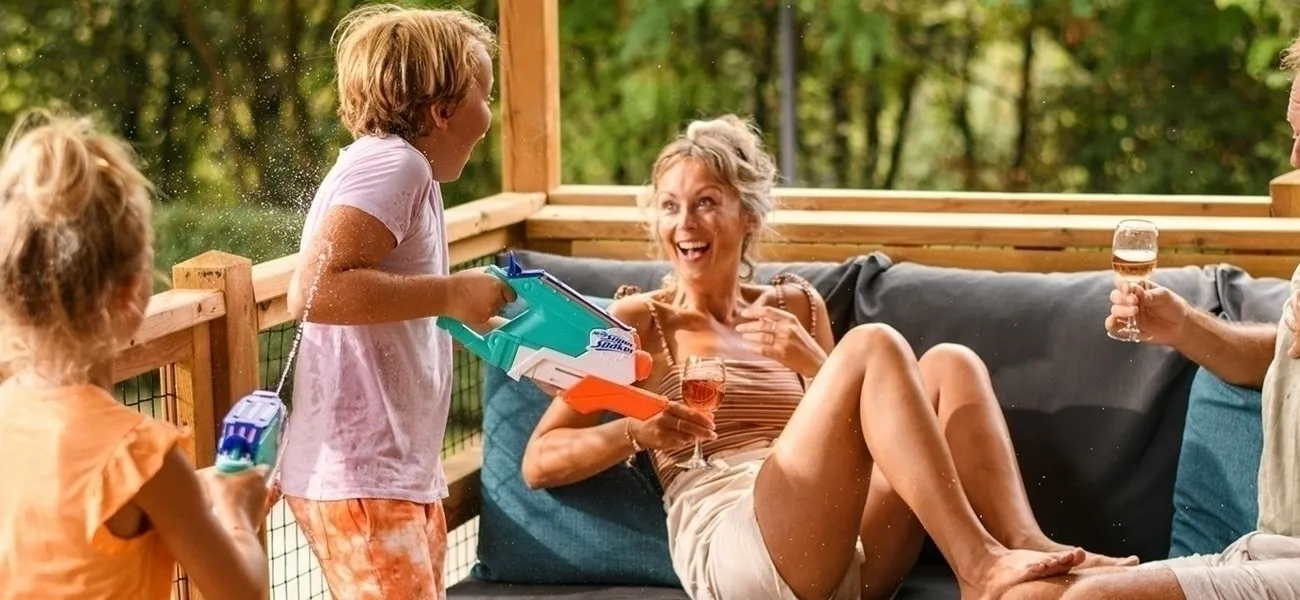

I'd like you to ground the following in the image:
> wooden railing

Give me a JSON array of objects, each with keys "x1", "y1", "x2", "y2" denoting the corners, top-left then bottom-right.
[{"x1": 532, "y1": 174, "x2": 1300, "y2": 279}]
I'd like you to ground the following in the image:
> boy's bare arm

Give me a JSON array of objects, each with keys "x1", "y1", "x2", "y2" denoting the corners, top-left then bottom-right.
[{"x1": 288, "y1": 206, "x2": 509, "y2": 326}]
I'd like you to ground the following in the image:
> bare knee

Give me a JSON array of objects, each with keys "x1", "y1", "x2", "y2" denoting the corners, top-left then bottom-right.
[
  {"x1": 839, "y1": 323, "x2": 914, "y2": 362},
  {"x1": 918, "y1": 343, "x2": 986, "y2": 379}
]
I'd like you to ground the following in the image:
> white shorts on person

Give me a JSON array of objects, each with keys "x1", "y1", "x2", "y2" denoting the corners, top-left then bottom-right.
[
  {"x1": 662, "y1": 442, "x2": 864, "y2": 600},
  {"x1": 1137, "y1": 531, "x2": 1300, "y2": 599}
]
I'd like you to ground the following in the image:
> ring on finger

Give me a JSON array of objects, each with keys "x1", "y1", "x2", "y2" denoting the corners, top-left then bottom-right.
[{"x1": 764, "y1": 318, "x2": 775, "y2": 333}]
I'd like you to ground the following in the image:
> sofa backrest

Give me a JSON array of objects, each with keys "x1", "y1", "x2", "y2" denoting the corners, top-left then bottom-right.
[{"x1": 481, "y1": 249, "x2": 1290, "y2": 574}]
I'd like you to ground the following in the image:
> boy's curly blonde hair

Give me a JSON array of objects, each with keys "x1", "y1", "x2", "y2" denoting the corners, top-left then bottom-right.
[
  {"x1": 1284, "y1": 31, "x2": 1300, "y2": 73},
  {"x1": 333, "y1": 3, "x2": 496, "y2": 139}
]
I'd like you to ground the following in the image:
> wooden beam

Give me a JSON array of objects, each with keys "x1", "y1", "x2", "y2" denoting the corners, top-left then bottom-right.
[
  {"x1": 113, "y1": 328, "x2": 195, "y2": 382},
  {"x1": 173, "y1": 251, "x2": 261, "y2": 431},
  {"x1": 548, "y1": 184, "x2": 1273, "y2": 217},
  {"x1": 1270, "y1": 169, "x2": 1300, "y2": 217},
  {"x1": 175, "y1": 321, "x2": 217, "y2": 469},
  {"x1": 449, "y1": 224, "x2": 523, "y2": 265},
  {"x1": 499, "y1": 0, "x2": 560, "y2": 193},
  {"x1": 116, "y1": 289, "x2": 225, "y2": 351},
  {"x1": 527, "y1": 205, "x2": 1300, "y2": 252},
  {"x1": 561, "y1": 240, "x2": 1300, "y2": 280},
  {"x1": 443, "y1": 441, "x2": 483, "y2": 530},
  {"x1": 444, "y1": 192, "x2": 546, "y2": 242},
  {"x1": 251, "y1": 254, "x2": 297, "y2": 304}
]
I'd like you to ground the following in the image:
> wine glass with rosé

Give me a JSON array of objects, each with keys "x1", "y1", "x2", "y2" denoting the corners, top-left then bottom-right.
[
  {"x1": 1108, "y1": 219, "x2": 1159, "y2": 343},
  {"x1": 676, "y1": 355, "x2": 726, "y2": 470}
]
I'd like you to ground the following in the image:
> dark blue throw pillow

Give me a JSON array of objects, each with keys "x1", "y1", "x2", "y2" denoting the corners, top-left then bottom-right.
[{"x1": 470, "y1": 297, "x2": 681, "y2": 587}]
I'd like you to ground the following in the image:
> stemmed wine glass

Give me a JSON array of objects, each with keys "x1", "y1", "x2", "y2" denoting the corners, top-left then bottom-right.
[
  {"x1": 1108, "y1": 219, "x2": 1159, "y2": 343},
  {"x1": 676, "y1": 355, "x2": 726, "y2": 470}
]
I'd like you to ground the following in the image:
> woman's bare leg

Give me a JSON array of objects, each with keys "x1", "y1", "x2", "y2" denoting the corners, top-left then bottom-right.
[
  {"x1": 856, "y1": 464, "x2": 926, "y2": 600},
  {"x1": 752, "y1": 324, "x2": 1083, "y2": 600},
  {"x1": 915, "y1": 344, "x2": 1137, "y2": 568}
]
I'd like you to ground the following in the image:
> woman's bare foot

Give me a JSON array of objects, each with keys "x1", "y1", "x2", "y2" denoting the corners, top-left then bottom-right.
[
  {"x1": 1022, "y1": 537, "x2": 1139, "y2": 569},
  {"x1": 958, "y1": 547, "x2": 1085, "y2": 600}
]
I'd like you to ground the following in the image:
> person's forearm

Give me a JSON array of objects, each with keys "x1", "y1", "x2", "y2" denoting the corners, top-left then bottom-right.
[
  {"x1": 297, "y1": 268, "x2": 455, "y2": 326},
  {"x1": 522, "y1": 419, "x2": 636, "y2": 489},
  {"x1": 1173, "y1": 309, "x2": 1277, "y2": 389},
  {"x1": 211, "y1": 512, "x2": 270, "y2": 600}
]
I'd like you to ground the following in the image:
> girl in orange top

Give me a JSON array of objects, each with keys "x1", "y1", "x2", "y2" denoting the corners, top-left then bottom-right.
[{"x1": 0, "y1": 111, "x2": 272, "y2": 600}]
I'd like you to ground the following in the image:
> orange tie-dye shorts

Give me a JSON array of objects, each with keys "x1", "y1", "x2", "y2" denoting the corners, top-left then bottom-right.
[{"x1": 286, "y1": 496, "x2": 448, "y2": 600}]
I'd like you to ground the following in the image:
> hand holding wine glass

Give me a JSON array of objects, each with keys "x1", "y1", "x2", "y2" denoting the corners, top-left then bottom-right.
[
  {"x1": 676, "y1": 356, "x2": 726, "y2": 470},
  {"x1": 1108, "y1": 219, "x2": 1159, "y2": 343}
]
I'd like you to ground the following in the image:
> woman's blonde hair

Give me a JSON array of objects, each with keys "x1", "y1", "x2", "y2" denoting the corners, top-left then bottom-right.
[
  {"x1": 333, "y1": 3, "x2": 496, "y2": 139},
  {"x1": 0, "y1": 110, "x2": 153, "y2": 376},
  {"x1": 640, "y1": 114, "x2": 779, "y2": 282}
]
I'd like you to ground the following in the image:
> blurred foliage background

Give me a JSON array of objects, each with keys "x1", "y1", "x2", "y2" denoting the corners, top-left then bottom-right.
[{"x1": 1, "y1": 0, "x2": 1297, "y2": 282}]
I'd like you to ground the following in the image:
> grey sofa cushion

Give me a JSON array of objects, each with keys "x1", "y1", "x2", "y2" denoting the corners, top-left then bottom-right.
[{"x1": 853, "y1": 255, "x2": 1289, "y2": 562}]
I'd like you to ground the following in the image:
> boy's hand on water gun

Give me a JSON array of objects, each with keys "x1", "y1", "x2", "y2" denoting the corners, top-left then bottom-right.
[
  {"x1": 447, "y1": 268, "x2": 517, "y2": 325},
  {"x1": 198, "y1": 465, "x2": 272, "y2": 530},
  {"x1": 628, "y1": 402, "x2": 716, "y2": 451}
]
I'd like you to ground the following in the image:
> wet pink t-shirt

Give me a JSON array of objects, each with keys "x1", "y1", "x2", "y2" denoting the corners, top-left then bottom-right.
[{"x1": 279, "y1": 135, "x2": 453, "y2": 504}]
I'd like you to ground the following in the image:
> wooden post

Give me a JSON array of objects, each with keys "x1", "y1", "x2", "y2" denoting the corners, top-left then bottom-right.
[
  {"x1": 172, "y1": 251, "x2": 260, "y2": 448},
  {"x1": 1269, "y1": 169, "x2": 1300, "y2": 217},
  {"x1": 499, "y1": 0, "x2": 561, "y2": 193}
]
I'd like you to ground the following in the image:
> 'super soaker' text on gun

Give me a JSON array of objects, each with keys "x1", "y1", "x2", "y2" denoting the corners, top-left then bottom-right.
[
  {"x1": 215, "y1": 390, "x2": 286, "y2": 478},
  {"x1": 436, "y1": 252, "x2": 670, "y2": 420}
]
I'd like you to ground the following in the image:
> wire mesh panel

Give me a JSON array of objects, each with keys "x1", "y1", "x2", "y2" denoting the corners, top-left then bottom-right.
[{"x1": 112, "y1": 365, "x2": 193, "y2": 599}]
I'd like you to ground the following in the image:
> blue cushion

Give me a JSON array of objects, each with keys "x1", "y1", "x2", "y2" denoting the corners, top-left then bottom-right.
[
  {"x1": 471, "y1": 296, "x2": 681, "y2": 587},
  {"x1": 1168, "y1": 367, "x2": 1263, "y2": 558}
]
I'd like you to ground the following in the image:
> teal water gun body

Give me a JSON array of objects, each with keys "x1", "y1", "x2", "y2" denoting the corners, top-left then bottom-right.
[
  {"x1": 437, "y1": 252, "x2": 668, "y2": 420},
  {"x1": 215, "y1": 390, "x2": 286, "y2": 478}
]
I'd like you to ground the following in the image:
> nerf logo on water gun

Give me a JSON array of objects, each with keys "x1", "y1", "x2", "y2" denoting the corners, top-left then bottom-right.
[{"x1": 588, "y1": 329, "x2": 635, "y2": 355}]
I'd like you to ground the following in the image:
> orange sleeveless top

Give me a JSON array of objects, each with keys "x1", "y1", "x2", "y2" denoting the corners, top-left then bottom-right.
[
  {"x1": 0, "y1": 380, "x2": 182, "y2": 600},
  {"x1": 640, "y1": 276, "x2": 815, "y2": 491}
]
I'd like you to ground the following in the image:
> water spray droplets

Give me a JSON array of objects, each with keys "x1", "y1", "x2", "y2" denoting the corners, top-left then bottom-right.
[{"x1": 274, "y1": 245, "x2": 330, "y2": 396}]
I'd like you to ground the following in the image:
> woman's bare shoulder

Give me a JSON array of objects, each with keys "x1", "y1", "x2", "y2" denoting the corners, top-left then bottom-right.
[{"x1": 607, "y1": 291, "x2": 657, "y2": 331}]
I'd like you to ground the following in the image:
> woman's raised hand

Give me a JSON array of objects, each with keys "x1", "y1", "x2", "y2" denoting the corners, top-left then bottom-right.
[
  {"x1": 736, "y1": 305, "x2": 826, "y2": 378},
  {"x1": 628, "y1": 402, "x2": 716, "y2": 451}
]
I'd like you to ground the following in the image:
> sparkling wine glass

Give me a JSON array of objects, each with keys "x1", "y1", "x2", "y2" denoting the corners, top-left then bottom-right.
[
  {"x1": 1108, "y1": 219, "x2": 1159, "y2": 343},
  {"x1": 676, "y1": 355, "x2": 726, "y2": 470}
]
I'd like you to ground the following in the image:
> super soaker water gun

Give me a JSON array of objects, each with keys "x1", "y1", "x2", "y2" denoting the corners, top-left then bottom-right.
[
  {"x1": 214, "y1": 390, "x2": 286, "y2": 478},
  {"x1": 436, "y1": 252, "x2": 669, "y2": 421}
]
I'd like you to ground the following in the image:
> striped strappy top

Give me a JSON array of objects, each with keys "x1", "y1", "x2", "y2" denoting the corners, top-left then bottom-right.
[{"x1": 641, "y1": 276, "x2": 816, "y2": 491}]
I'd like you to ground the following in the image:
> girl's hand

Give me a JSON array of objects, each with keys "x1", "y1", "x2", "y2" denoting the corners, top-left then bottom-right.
[
  {"x1": 628, "y1": 402, "x2": 715, "y2": 451},
  {"x1": 736, "y1": 305, "x2": 826, "y2": 378},
  {"x1": 198, "y1": 465, "x2": 272, "y2": 530}
]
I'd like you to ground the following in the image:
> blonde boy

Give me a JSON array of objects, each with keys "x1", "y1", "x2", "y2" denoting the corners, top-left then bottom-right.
[{"x1": 279, "y1": 5, "x2": 512, "y2": 599}]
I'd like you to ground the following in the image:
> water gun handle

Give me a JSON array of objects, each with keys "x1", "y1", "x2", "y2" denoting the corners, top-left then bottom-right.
[
  {"x1": 436, "y1": 316, "x2": 494, "y2": 358},
  {"x1": 435, "y1": 266, "x2": 512, "y2": 359}
]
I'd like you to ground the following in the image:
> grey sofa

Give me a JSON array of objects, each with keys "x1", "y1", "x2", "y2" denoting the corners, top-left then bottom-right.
[{"x1": 448, "y1": 249, "x2": 1290, "y2": 600}]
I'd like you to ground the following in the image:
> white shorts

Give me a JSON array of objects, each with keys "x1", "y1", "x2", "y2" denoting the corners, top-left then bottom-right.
[
  {"x1": 661, "y1": 443, "x2": 864, "y2": 600},
  {"x1": 1138, "y1": 531, "x2": 1300, "y2": 599}
]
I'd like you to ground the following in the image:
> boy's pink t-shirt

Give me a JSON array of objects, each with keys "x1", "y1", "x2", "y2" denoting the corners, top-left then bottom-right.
[{"x1": 279, "y1": 135, "x2": 453, "y2": 504}]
